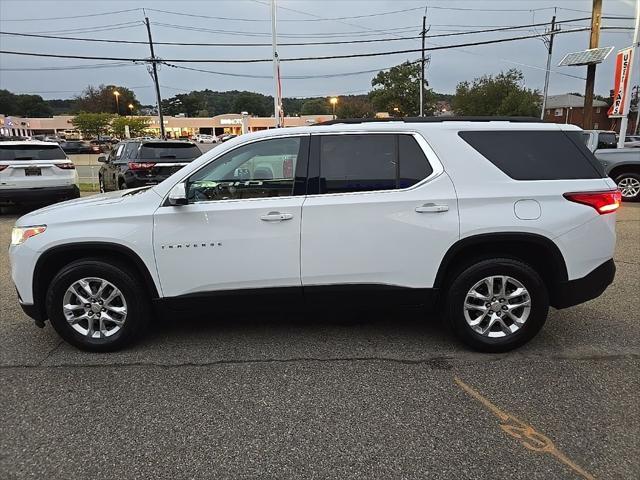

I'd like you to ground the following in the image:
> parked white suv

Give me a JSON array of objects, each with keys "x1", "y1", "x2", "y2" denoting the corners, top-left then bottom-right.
[
  {"x1": 0, "y1": 141, "x2": 79, "y2": 205},
  {"x1": 9, "y1": 118, "x2": 619, "y2": 352}
]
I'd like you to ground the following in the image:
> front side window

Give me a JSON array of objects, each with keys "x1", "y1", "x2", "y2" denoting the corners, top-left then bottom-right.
[
  {"x1": 187, "y1": 137, "x2": 302, "y2": 202},
  {"x1": 318, "y1": 134, "x2": 433, "y2": 194}
]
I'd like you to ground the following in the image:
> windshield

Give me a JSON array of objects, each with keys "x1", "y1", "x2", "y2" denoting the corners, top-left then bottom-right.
[
  {"x1": 0, "y1": 144, "x2": 66, "y2": 160},
  {"x1": 139, "y1": 142, "x2": 201, "y2": 162}
]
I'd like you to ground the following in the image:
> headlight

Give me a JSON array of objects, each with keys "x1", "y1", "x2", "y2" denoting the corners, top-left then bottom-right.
[{"x1": 11, "y1": 226, "x2": 46, "y2": 246}]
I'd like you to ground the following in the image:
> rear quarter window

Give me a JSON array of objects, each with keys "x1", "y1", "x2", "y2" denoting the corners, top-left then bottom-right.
[{"x1": 458, "y1": 130, "x2": 605, "y2": 180}]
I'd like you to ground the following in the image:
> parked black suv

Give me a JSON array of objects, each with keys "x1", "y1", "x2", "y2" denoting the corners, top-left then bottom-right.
[{"x1": 98, "y1": 140, "x2": 202, "y2": 191}]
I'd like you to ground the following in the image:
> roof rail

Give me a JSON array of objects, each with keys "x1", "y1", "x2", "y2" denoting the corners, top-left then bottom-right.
[{"x1": 318, "y1": 116, "x2": 545, "y2": 125}]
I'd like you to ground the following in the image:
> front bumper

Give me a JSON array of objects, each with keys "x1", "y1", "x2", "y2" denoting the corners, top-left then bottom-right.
[
  {"x1": 552, "y1": 259, "x2": 616, "y2": 309},
  {"x1": 0, "y1": 185, "x2": 80, "y2": 204}
]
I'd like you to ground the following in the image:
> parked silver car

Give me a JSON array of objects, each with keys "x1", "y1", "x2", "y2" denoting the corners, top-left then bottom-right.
[{"x1": 594, "y1": 148, "x2": 640, "y2": 201}]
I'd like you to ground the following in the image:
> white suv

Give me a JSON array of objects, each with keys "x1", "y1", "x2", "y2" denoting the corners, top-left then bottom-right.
[
  {"x1": 9, "y1": 118, "x2": 619, "y2": 352},
  {"x1": 0, "y1": 141, "x2": 79, "y2": 205}
]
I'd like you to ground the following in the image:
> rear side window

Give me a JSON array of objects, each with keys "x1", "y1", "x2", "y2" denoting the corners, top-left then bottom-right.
[
  {"x1": 0, "y1": 144, "x2": 66, "y2": 160},
  {"x1": 139, "y1": 142, "x2": 201, "y2": 161},
  {"x1": 458, "y1": 130, "x2": 604, "y2": 180},
  {"x1": 318, "y1": 134, "x2": 433, "y2": 194}
]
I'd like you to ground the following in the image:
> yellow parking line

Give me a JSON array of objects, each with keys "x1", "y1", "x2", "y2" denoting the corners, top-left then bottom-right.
[{"x1": 454, "y1": 376, "x2": 596, "y2": 480}]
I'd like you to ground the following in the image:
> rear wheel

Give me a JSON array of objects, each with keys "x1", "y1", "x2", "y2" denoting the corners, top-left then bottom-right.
[
  {"x1": 118, "y1": 178, "x2": 127, "y2": 191},
  {"x1": 615, "y1": 172, "x2": 640, "y2": 202},
  {"x1": 46, "y1": 259, "x2": 150, "y2": 352},
  {"x1": 446, "y1": 258, "x2": 549, "y2": 352}
]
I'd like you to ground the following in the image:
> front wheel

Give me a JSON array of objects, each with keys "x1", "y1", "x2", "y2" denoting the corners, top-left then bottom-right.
[
  {"x1": 615, "y1": 172, "x2": 640, "y2": 202},
  {"x1": 446, "y1": 258, "x2": 549, "y2": 353},
  {"x1": 99, "y1": 175, "x2": 106, "y2": 193},
  {"x1": 46, "y1": 259, "x2": 150, "y2": 352}
]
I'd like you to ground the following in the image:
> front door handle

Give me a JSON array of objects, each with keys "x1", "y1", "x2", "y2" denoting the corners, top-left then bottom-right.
[
  {"x1": 415, "y1": 203, "x2": 449, "y2": 213},
  {"x1": 260, "y1": 211, "x2": 293, "y2": 221}
]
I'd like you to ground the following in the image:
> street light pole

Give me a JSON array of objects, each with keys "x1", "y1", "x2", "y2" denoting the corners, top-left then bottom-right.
[
  {"x1": 540, "y1": 15, "x2": 557, "y2": 120},
  {"x1": 330, "y1": 97, "x2": 338, "y2": 120},
  {"x1": 271, "y1": 0, "x2": 281, "y2": 128}
]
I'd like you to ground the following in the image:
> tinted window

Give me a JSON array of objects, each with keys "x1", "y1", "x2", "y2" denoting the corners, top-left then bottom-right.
[
  {"x1": 320, "y1": 134, "x2": 396, "y2": 193},
  {"x1": 123, "y1": 142, "x2": 140, "y2": 160},
  {"x1": 0, "y1": 144, "x2": 66, "y2": 160},
  {"x1": 317, "y1": 134, "x2": 433, "y2": 194},
  {"x1": 139, "y1": 142, "x2": 201, "y2": 161},
  {"x1": 597, "y1": 132, "x2": 617, "y2": 149},
  {"x1": 458, "y1": 130, "x2": 604, "y2": 180},
  {"x1": 399, "y1": 135, "x2": 433, "y2": 188},
  {"x1": 188, "y1": 137, "x2": 302, "y2": 202}
]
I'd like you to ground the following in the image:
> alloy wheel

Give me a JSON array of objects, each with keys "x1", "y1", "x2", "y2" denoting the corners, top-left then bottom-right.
[
  {"x1": 463, "y1": 275, "x2": 531, "y2": 338},
  {"x1": 62, "y1": 277, "x2": 128, "y2": 339},
  {"x1": 617, "y1": 177, "x2": 640, "y2": 199}
]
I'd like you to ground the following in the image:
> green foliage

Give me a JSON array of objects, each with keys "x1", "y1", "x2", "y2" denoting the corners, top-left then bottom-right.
[
  {"x1": 452, "y1": 69, "x2": 541, "y2": 116},
  {"x1": 0, "y1": 89, "x2": 53, "y2": 117},
  {"x1": 110, "y1": 116, "x2": 150, "y2": 138},
  {"x1": 336, "y1": 96, "x2": 376, "y2": 118},
  {"x1": 161, "y1": 90, "x2": 273, "y2": 117},
  {"x1": 74, "y1": 85, "x2": 140, "y2": 115},
  {"x1": 300, "y1": 99, "x2": 330, "y2": 115},
  {"x1": 71, "y1": 112, "x2": 114, "y2": 138},
  {"x1": 369, "y1": 61, "x2": 436, "y2": 116},
  {"x1": 232, "y1": 92, "x2": 271, "y2": 116}
]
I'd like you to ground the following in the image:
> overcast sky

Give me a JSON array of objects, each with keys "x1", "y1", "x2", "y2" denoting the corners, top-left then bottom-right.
[{"x1": 0, "y1": 0, "x2": 637, "y2": 105}]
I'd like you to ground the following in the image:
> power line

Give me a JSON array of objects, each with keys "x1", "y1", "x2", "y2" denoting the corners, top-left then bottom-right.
[
  {"x1": 162, "y1": 60, "x2": 421, "y2": 80},
  {"x1": 0, "y1": 62, "x2": 135, "y2": 72},
  {"x1": 0, "y1": 18, "x2": 596, "y2": 47},
  {"x1": 30, "y1": 22, "x2": 144, "y2": 35},
  {"x1": 0, "y1": 8, "x2": 142, "y2": 22},
  {"x1": 145, "y1": 6, "x2": 426, "y2": 22}
]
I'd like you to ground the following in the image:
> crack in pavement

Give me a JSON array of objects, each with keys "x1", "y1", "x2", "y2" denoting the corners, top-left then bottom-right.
[{"x1": 1, "y1": 352, "x2": 638, "y2": 370}]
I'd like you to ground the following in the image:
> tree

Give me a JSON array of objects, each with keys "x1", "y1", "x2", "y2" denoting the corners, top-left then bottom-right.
[
  {"x1": 336, "y1": 96, "x2": 375, "y2": 119},
  {"x1": 110, "y1": 116, "x2": 150, "y2": 138},
  {"x1": 74, "y1": 85, "x2": 140, "y2": 115},
  {"x1": 369, "y1": 61, "x2": 436, "y2": 116},
  {"x1": 232, "y1": 92, "x2": 270, "y2": 116},
  {"x1": 0, "y1": 90, "x2": 52, "y2": 117},
  {"x1": 300, "y1": 99, "x2": 330, "y2": 115},
  {"x1": 452, "y1": 69, "x2": 541, "y2": 116},
  {"x1": 71, "y1": 112, "x2": 114, "y2": 138}
]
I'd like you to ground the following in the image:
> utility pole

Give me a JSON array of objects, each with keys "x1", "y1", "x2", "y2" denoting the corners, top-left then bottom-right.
[
  {"x1": 540, "y1": 15, "x2": 557, "y2": 120},
  {"x1": 583, "y1": 0, "x2": 602, "y2": 130},
  {"x1": 420, "y1": 14, "x2": 427, "y2": 117},
  {"x1": 617, "y1": 0, "x2": 640, "y2": 146},
  {"x1": 271, "y1": 0, "x2": 281, "y2": 128},
  {"x1": 144, "y1": 16, "x2": 165, "y2": 139}
]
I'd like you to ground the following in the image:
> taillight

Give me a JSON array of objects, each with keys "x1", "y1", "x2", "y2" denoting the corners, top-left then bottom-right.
[
  {"x1": 55, "y1": 162, "x2": 75, "y2": 170},
  {"x1": 129, "y1": 162, "x2": 156, "y2": 171},
  {"x1": 563, "y1": 190, "x2": 621, "y2": 214}
]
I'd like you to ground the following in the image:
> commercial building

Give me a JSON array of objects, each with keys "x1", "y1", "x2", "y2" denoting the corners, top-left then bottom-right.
[{"x1": 2, "y1": 113, "x2": 333, "y2": 139}]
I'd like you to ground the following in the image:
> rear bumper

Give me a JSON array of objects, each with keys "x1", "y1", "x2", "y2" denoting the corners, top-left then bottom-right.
[
  {"x1": 552, "y1": 259, "x2": 615, "y2": 309},
  {"x1": 0, "y1": 185, "x2": 79, "y2": 204}
]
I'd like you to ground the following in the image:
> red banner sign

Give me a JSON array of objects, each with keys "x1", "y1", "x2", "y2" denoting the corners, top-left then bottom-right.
[{"x1": 608, "y1": 47, "x2": 634, "y2": 118}]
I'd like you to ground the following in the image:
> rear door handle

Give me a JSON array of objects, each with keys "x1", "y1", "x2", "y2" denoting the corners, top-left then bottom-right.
[
  {"x1": 260, "y1": 211, "x2": 293, "y2": 221},
  {"x1": 415, "y1": 203, "x2": 449, "y2": 213}
]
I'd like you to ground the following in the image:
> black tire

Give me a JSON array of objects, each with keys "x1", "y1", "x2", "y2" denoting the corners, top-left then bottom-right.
[
  {"x1": 46, "y1": 259, "x2": 150, "y2": 352},
  {"x1": 446, "y1": 258, "x2": 549, "y2": 353},
  {"x1": 118, "y1": 178, "x2": 127, "y2": 191},
  {"x1": 614, "y1": 172, "x2": 640, "y2": 202},
  {"x1": 99, "y1": 175, "x2": 106, "y2": 193}
]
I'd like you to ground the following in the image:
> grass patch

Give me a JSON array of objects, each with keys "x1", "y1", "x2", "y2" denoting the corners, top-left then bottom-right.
[{"x1": 79, "y1": 183, "x2": 100, "y2": 192}]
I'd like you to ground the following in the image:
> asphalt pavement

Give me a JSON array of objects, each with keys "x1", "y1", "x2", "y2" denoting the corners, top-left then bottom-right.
[{"x1": 0, "y1": 202, "x2": 638, "y2": 480}]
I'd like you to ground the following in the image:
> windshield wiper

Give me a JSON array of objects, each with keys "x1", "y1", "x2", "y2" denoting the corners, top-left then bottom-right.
[
  {"x1": 14, "y1": 156, "x2": 34, "y2": 160},
  {"x1": 159, "y1": 155, "x2": 177, "y2": 159}
]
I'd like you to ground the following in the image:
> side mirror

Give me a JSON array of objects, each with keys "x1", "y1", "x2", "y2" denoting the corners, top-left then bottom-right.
[
  {"x1": 167, "y1": 182, "x2": 188, "y2": 206},
  {"x1": 97, "y1": 155, "x2": 107, "y2": 163}
]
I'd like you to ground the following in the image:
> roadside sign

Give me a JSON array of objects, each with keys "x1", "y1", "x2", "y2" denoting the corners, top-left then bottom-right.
[{"x1": 608, "y1": 47, "x2": 634, "y2": 118}]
